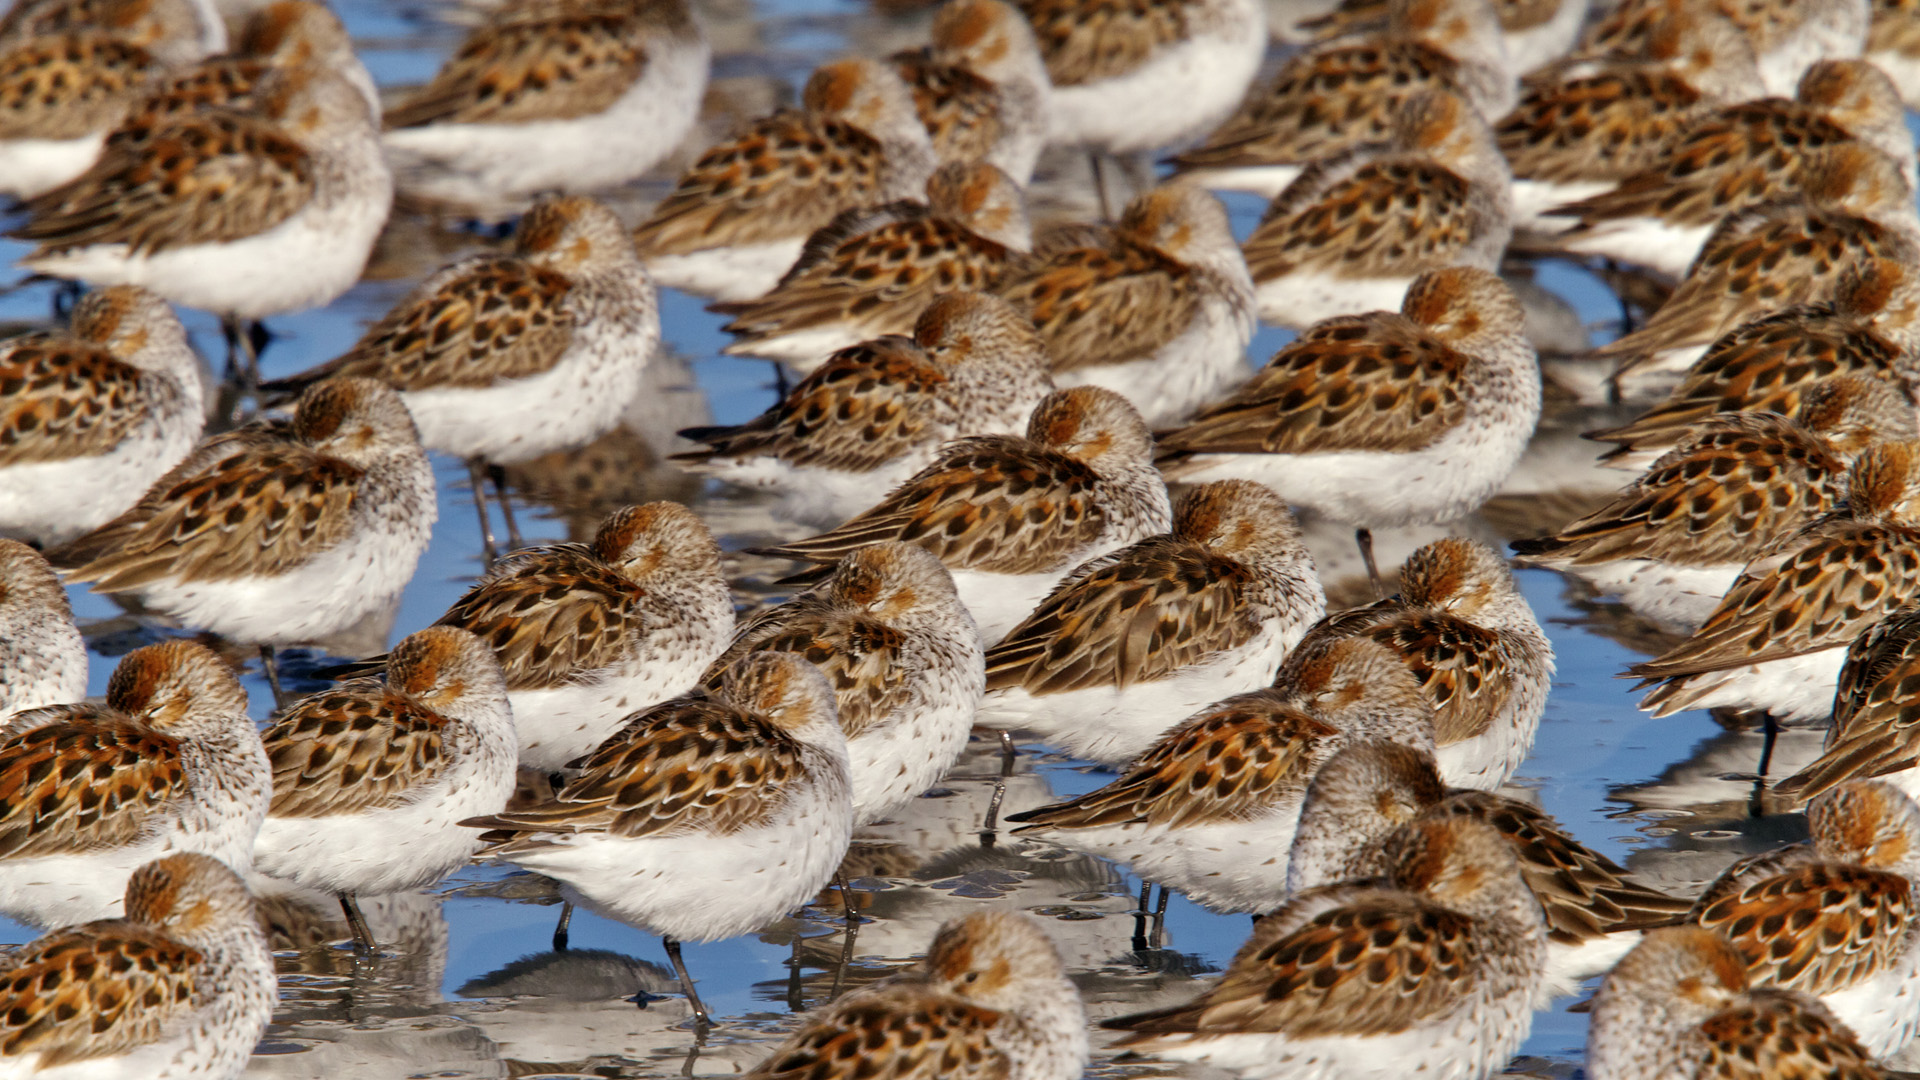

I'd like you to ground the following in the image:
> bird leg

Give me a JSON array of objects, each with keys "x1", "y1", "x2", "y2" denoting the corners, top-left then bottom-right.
[
  {"x1": 551, "y1": 901, "x2": 573, "y2": 951},
  {"x1": 259, "y1": 645, "x2": 289, "y2": 711},
  {"x1": 830, "y1": 872, "x2": 858, "y2": 1003},
  {"x1": 339, "y1": 894, "x2": 376, "y2": 952},
  {"x1": 487, "y1": 463, "x2": 524, "y2": 554},
  {"x1": 663, "y1": 937, "x2": 711, "y2": 1030},
  {"x1": 1355, "y1": 528, "x2": 1385, "y2": 599},
  {"x1": 466, "y1": 458, "x2": 500, "y2": 568}
]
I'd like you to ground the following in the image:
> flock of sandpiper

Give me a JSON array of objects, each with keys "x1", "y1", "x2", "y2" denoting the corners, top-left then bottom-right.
[{"x1": 1, "y1": 0, "x2": 1919, "y2": 1075}]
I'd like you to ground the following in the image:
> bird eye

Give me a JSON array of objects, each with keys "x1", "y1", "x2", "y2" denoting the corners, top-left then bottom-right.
[{"x1": 963, "y1": 972, "x2": 980, "y2": 983}]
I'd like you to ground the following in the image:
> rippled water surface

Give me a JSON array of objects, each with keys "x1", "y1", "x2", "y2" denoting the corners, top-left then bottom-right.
[{"x1": 0, "y1": 2, "x2": 1901, "y2": 1076}]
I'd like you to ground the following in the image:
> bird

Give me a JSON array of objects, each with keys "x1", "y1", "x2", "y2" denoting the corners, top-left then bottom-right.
[
  {"x1": 1156, "y1": 267, "x2": 1540, "y2": 592},
  {"x1": 1102, "y1": 816, "x2": 1550, "y2": 1080},
  {"x1": 975, "y1": 479, "x2": 1328, "y2": 766},
  {"x1": 1239, "y1": 89, "x2": 1514, "y2": 329},
  {"x1": 743, "y1": 911, "x2": 1089, "y2": 1080},
  {"x1": 0, "y1": 285, "x2": 203, "y2": 547},
  {"x1": 1174, "y1": 0, "x2": 1517, "y2": 199},
  {"x1": 1295, "y1": 0, "x2": 1585, "y2": 75},
  {"x1": 1629, "y1": 439, "x2": 1920, "y2": 722},
  {"x1": 631, "y1": 57, "x2": 937, "y2": 302},
  {"x1": 1514, "y1": 375, "x2": 1918, "y2": 634},
  {"x1": 0, "y1": 853, "x2": 276, "y2": 1080},
  {"x1": 676, "y1": 290, "x2": 1055, "y2": 527},
  {"x1": 1003, "y1": 636, "x2": 1437, "y2": 913},
  {"x1": 1550, "y1": 59, "x2": 1913, "y2": 278},
  {"x1": 992, "y1": 182, "x2": 1256, "y2": 426},
  {"x1": 10, "y1": 61, "x2": 392, "y2": 382},
  {"x1": 380, "y1": 0, "x2": 710, "y2": 216},
  {"x1": 1287, "y1": 739, "x2": 1692, "y2": 995},
  {"x1": 1868, "y1": 0, "x2": 1920, "y2": 106},
  {"x1": 1589, "y1": 256, "x2": 1920, "y2": 468},
  {"x1": 1592, "y1": 143, "x2": 1920, "y2": 388},
  {"x1": 1587, "y1": 925, "x2": 1897, "y2": 1080},
  {"x1": 1015, "y1": 0, "x2": 1265, "y2": 217},
  {"x1": 747, "y1": 386, "x2": 1170, "y2": 644},
  {"x1": 699, "y1": 542, "x2": 984, "y2": 825},
  {"x1": 1577, "y1": 0, "x2": 1872, "y2": 98},
  {"x1": 0, "y1": 0, "x2": 222, "y2": 200},
  {"x1": 712, "y1": 161, "x2": 1031, "y2": 370},
  {"x1": 0, "y1": 0, "x2": 223, "y2": 60},
  {"x1": 0, "y1": 540, "x2": 86, "y2": 721},
  {"x1": 51, "y1": 377, "x2": 437, "y2": 706},
  {"x1": 0, "y1": 640, "x2": 269, "y2": 929},
  {"x1": 891, "y1": 0, "x2": 1052, "y2": 186},
  {"x1": 338, "y1": 503, "x2": 734, "y2": 774},
  {"x1": 1778, "y1": 607, "x2": 1920, "y2": 804},
  {"x1": 262, "y1": 195, "x2": 658, "y2": 564},
  {"x1": 252, "y1": 627, "x2": 516, "y2": 952},
  {"x1": 1496, "y1": 4, "x2": 1764, "y2": 231},
  {"x1": 1682, "y1": 779, "x2": 1920, "y2": 1058},
  {"x1": 1288, "y1": 538, "x2": 1555, "y2": 790},
  {"x1": 462, "y1": 652, "x2": 854, "y2": 1027}
]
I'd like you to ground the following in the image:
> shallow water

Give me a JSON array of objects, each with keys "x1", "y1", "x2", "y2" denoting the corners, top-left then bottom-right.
[{"x1": 0, "y1": 1, "x2": 1894, "y2": 1075}]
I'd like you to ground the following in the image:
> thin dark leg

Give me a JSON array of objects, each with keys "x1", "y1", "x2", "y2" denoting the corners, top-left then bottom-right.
[
  {"x1": 1131, "y1": 880, "x2": 1153, "y2": 953},
  {"x1": 830, "y1": 872, "x2": 858, "y2": 1002},
  {"x1": 339, "y1": 894, "x2": 375, "y2": 951},
  {"x1": 1356, "y1": 528, "x2": 1385, "y2": 599},
  {"x1": 785, "y1": 934, "x2": 804, "y2": 1012},
  {"x1": 259, "y1": 645, "x2": 289, "y2": 711},
  {"x1": 1151, "y1": 883, "x2": 1170, "y2": 948},
  {"x1": 770, "y1": 361, "x2": 791, "y2": 397},
  {"x1": 981, "y1": 731, "x2": 1016, "y2": 842},
  {"x1": 1090, "y1": 152, "x2": 1114, "y2": 222},
  {"x1": 663, "y1": 938, "x2": 710, "y2": 1029},
  {"x1": 551, "y1": 902, "x2": 573, "y2": 951},
  {"x1": 466, "y1": 458, "x2": 499, "y2": 568},
  {"x1": 1750, "y1": 713, "x2": 1780, "y2": 818},
  {"x1": 487, "y1": 463, "x2": 523, "y2": 553}
]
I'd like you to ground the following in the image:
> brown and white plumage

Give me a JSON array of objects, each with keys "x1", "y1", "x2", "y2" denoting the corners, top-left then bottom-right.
[
  {"x1": 1552, "y1": 59, "x2": 1913, "y2": 279},
  {"x1": 976, "y1": 479, "x2": 1328, "y2": 765},
  {"x1": 1175, "y1": 0, "x2": 1517, "y2": 198},
  {"x1": 0, "y1": 285, "x2": 204, "y2": 547},
  {"x1": 1576, "y1": 0, "x2": 1871, "y2": 98},
  {"x1": 462, "y1": 651, "x2": 854, "y2": 945},
  {"x1": 631, "y1": 57, "x2": 936, "y2": 302},
  {"x1": 676, "y1": 291, "x2": 1056, "y2": 526},
  {"x1": 381, "y1": 0, "x2": 709, "y2": 213},
  {"x1": 1595, "y1": 141, "x2": 1920, "y2": 386},
  {"x1": 1588, "y1": 926, "x2": 1898, "y2": 1080},
  {"x1": 750, "y1": 385, "x2": 1169, "y2": 641},
  {"x1": 699, "y1": 543, "x2": 983, "y2": 824},
  {"x1": 1630, "y1": 440, "x2": 1920, "y2": 721},
  {"x1": 1287, "y1": 740, "x2": 1691, "y2": 993},
  {"x1": 1289, "y1": 538, "x2": 1554, "y2": 789},
  {"x1": 1241, "y1": 89, "x2": 1513, "y2": 328},
  {"x1": 1104, "y1": 816, "x2": 1549, "y2": 1080},
  {"x1": 892, "y1": 0, "x2": 1052, "y2": 184},
  {"x1": 1158, "y1": 267, "x2": 1541, "y2": 553},
  {"x1": 1515, "y1": 376, "x2": 1917, "y2": 633},
  {"x1": 51, "y1": 377, "x2": 436, "y2": 650},
  {"x1": 266, "y1": 195, "x2": 658, "y2": 469},
  {"x1": 1591, "y1": 257, "x2": 1920, "y2": 466},
  {"x1": 1497, "y1": 5, "x2": 1764, "y2": 229},
  {"x1": 0, "y1": 540, "x2": 85, "y2": 722},
  {"x1": 993, "y1": 182, "x2": 1255, "y2": 425},
  {"x1": 0, "y1": 641, "x2": 269, "y2": 929},
  {"x1": 1004, "y1": 636, "x2": 1436, "y2": 912},
  {"x1": 251, "y1": 627, "x2": 515, "y2": 914},
  {"x1": 1777, "y1": 608, "x2": 1920, "y2": 804},
  {"x1": 744, "y1": 911, "x2": 1088, "y2": 1080},
  {"x1": 1678, "y1": 780, "x2": 1920, "y2": 1058},
  {"x1": 0, "y1": 854, "x2": 274, "y2": 1080},
  {"x1": 713, "y1": 161, "x2": 1032, "y2": 369}
]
